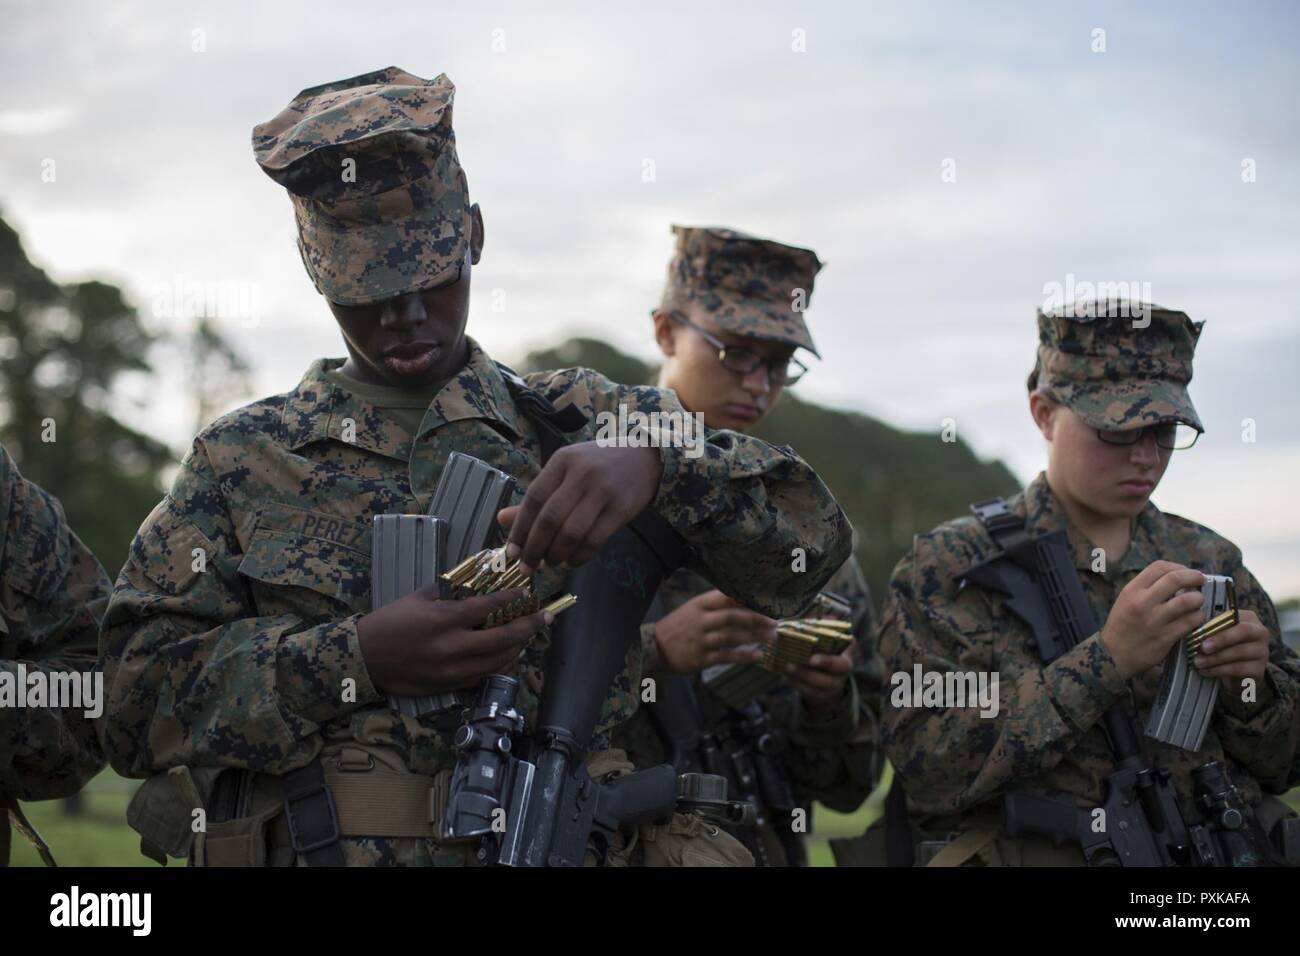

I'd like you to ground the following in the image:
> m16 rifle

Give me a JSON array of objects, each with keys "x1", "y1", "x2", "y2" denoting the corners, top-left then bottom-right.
[
  {"x1": 963, "y1": 497, "x2": 1276, "y2": 867},
  {"x1": 373, "y1": 452, "x2": 751, "y2": 866}
]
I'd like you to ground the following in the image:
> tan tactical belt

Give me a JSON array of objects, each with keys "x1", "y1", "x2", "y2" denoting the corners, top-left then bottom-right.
[
  {"x1": 196, "y1": 745, "x2": 453, "y2": 866},
  {"x1": 320, "y1": 746, "x2": 449, "y2": 838}
]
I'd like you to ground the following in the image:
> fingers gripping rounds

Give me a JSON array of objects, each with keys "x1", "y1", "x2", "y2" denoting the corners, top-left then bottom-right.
[
  {"x1": 399, "y1": 593, "x2": 546, "y2": 690},
  {"x1": 704, "y1": 606, "x2": 772, "y2": 643},
  {"x1": 503, "y1": 448, "x2": 570, "y2": 569},
  {"x1": 503, "y1": 442, "x2": 662, "y2": 574},
  {"x1": 441, "y1": 547, "x2": 576, "y2": 627},
  {"x1": 1147, "y1": 567, "x2": 1207, "y2": 606},
  {"x1": 761, "y1": 617, "x2": 853, "y2": 673},
  {"x1": 1104, "y1": 561, "x2": 1215, "y2": 680},
  {"x1": 513, "y1": 452, "x2": 590, "y2": 570}
]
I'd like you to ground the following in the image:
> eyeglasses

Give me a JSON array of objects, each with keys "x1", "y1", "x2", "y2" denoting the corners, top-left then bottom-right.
[
  {"x1": 668, "y1": 311, "x2": 808, "y2": 386},
  {"x1": 1095, "y1": 422, "x2": 1201, "y2": 450}
]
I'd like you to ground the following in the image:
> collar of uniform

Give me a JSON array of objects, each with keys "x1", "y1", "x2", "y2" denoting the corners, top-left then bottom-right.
[
  {"x1": 1021, "y1": 471, "x2": 1164, "y2": 579},
  {"x1": 413, "y1": 337, "x2": 523, "y2": 442},
  {"x1": 280, "y1": 339, "x2": 523, "y2": 456},
  {"x1": 281, "y1": 358, "x2": 339, "y2": 451},
  {"x1": 280, "y1": 357, "x2": 412, "y2": 459},
  {"x1": 1112, "y1": 496, "x2": 1166, "y2": 579}
]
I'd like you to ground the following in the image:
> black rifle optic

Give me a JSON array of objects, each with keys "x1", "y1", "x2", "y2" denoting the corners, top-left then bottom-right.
[{"x1": 961, "y1": 497, "x2": 1276, "y2": 867}]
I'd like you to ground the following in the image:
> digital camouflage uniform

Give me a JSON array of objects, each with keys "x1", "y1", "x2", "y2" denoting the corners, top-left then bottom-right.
[
  {"x1": 99, "y1": 68, "x2": 852, "y2": 867},
  {"x1": 879, "y1": 305, "x2": 1300, "y2": 865},
  {"x1": 618, "y1": 559, "x2": 881, "y2": 865},
  {"x1": 614, "y1": 226, "x2": 882, "y2": 867},
  {"x1": 0, "y1": 441, "x2": 109, "y2": 864}
]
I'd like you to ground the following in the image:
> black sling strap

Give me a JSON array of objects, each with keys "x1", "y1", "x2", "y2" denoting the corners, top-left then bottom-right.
[
  {"x1": 282, "y1": 760, "x2": 344, "y2": 866},
  {"x1": 495, "y1": 361, "x2": 589, "y2": 463},
  {"x1": 884, "y1": 777, "x2": 915, "y2": 867},
  {"x1": 970, "y1": 497, "x2": 1034, "y2": 555},
  {"x1": 962, "y1": 498, "x2": 1081, "y2": 666}
]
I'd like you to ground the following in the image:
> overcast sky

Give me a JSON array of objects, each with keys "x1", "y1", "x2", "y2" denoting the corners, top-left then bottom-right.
[{"x1": 2, "y1": 0, "x2": 1298, "y2": 597}]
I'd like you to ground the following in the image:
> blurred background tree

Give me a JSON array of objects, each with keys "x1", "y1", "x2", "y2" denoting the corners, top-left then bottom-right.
[
  {"x1": 0, "y1": 212, "x2": 248, "y2": 581},
  {"x1": 188, "y1": 316, "x2": 253, "y2": 439}
]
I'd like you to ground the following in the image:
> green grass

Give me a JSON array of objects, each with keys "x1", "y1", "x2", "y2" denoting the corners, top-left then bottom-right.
[
  {"x1": 807, "y1": 764, "x2": 891, "y2": 867},
  {"x1": 9, "y1": 770, "x2": 157, "y2": 868}
]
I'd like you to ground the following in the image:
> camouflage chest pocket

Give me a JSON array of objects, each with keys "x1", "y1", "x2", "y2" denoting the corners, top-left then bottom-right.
[
  {"x1": 237, "y1": 504, "x2": 372, "y2": 620},
  {"x1": 923, "y1": 584, "x2": 998, "y2": 672},
  {"x1": 984, "y1": 595, "x2": 1038, "y2": 679}
]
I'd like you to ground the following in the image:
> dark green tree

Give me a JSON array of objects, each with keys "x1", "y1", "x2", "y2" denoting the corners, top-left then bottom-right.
[
  {"x1": 187, "y1": 317, "x2": 253, "y2": 438},
  {"x1": 0, "y1": 213, "x2": 176, "y2": 575}
]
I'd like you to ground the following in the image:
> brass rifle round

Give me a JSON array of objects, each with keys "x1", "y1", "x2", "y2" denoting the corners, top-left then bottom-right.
[{"x1": 543, "y1": 593, "x2": 578, "y2": 615}]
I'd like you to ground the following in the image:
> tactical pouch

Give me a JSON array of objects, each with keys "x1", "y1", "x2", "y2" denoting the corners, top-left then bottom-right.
[
  {"x1": 127, "y1": 766, "x2": 227, "y2": 864},
  {"x1": 829, "y1": 820, "x2": 889, "y2": 867},
  {"x1": 1273, "y1": 817, "x2": 1300, "y2": 865},
  {"x1": 638, "y1": 811, "x2": 755, "y2": 868},
  {"x1": 195, "y1": 799, "x2": 283, "y2": 867},
  {"x1": 828, "y1": 818, "x2": 973, "y2": 868},
  {"x1": 1259, "y1": 794, "x2": 1300, "y2": 865}
]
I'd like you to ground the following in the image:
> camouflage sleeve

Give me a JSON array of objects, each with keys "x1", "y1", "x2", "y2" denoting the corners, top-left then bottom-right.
[
  {"x1": 879, "y1": 531, "x2": 1129, "y2": 817},
  {"x1": 638, "y1": 621, "x2": 662, "y2": 676},
  {"x1": 778, "y1": 556, "x2": 881, "y2": 811},
  {"x1": 99, "y1": 442, "x2": 382, "y2": 778},
  {"x1": 535, "y1": 368, "x2": 852, "y2": 618},
  {"x1": 0, "y1": 452, "x2": 109, "y2": 801},
  {"x1": 1211, "y1": 561, "x2": 1300, "y2": 793}
]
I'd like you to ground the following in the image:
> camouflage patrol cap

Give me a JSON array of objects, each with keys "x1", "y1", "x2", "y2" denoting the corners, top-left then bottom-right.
[
  {"x1": 659, "y1": 225, "x2": 822, "y2": 357},
  {"x1": 252, "y1": 67, "x2": 469, "y2": 306},
  {"x1": 1031, "y1": 301, "x2": 1204, "y2": 432}
]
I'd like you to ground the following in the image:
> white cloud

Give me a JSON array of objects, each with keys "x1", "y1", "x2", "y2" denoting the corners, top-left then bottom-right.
[{"x1": 3, "y1": 0, "x2": 1298, "y2": 596}]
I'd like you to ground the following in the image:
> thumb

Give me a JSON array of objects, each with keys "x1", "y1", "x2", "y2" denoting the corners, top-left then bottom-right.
[{"x1": 497, "y1": 505, "x2": 518, "y2": 531}]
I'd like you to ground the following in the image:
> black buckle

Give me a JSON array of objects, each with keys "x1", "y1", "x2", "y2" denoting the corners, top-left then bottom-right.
[
  {"x1": 970, "y1": 497, "x2": 1033, "y2": 555},
  {"x1": 284, "y1": 777, "x2": 341, "y2": 855},
  {"x1": 970, "y1": 497, "x2": 1019, "y2": 532}
]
